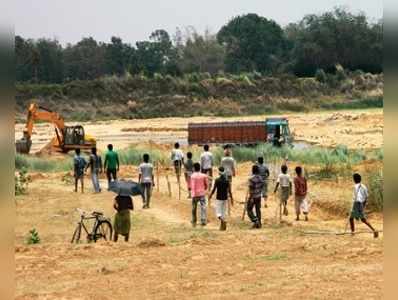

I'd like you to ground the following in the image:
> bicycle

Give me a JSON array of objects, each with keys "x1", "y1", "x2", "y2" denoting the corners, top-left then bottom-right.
[{"x1": 71, "y1": 208, "x2": 113, "y2": 243}]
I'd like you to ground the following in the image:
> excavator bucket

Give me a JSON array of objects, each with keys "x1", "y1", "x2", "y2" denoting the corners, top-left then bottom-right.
[{"x1": 16, "y1": 137, "x2": 32, "y2": 154}]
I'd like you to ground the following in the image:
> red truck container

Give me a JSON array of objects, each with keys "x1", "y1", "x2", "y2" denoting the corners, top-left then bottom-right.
[{"x1": 188, "y1": 121, "x2": 267, "y2": 145}]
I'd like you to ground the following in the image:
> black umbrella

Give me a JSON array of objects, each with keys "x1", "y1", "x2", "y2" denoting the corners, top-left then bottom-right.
[{"x1": 109, "y1": 180, "x2": 144, "y2": 197}]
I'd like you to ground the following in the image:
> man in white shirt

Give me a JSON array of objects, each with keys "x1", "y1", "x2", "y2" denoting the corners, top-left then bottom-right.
[
  {"x1": 221, "y1": 148, "x2": 236, "y2": 200},
  {"x1": 274, "y1": 165, "x2": 292, "y2": 217},
  {"x1": 349, "y1": 173, "x2": 378, "y2": 238},
  {"x1": 200, "y1": 144, "x2": 214, "y2": 190},
  {"x1": 171, "y1": 142, "x2": 184, "y2": 180},
  {"x1": 138, "y1": 153, "x2": 154, "y2": 209}
]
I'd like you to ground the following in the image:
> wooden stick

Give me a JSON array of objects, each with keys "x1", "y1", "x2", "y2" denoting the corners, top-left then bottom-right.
[
  {"x1": 241, "y1": 189, "x2": 249, "y2": 220},
  {"x1": 178, "y1": 175, "x2": 181, "y2": 201},
  {"x1": 156, "y1": 162, "x2": 159, "y2": 192},
  {"x1": 227, "y1": 196, "x2": 231, "y2": 217},
  {"x1": 166, "y1": 173, "x2": 172, "y2": 197}
]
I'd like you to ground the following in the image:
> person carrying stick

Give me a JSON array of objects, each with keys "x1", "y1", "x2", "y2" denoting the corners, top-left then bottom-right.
[{"x1": 349, "y1": 173, "x2": 378, "y2": 238}]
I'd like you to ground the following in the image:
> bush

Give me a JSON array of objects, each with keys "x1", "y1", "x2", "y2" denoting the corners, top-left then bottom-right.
[
  {"x1": 315, "y1": 69, "x2": 327, "y2": 83},
  {"x1": 335, "y1": 64, "x2": 347, "y2": 81},
  {"x1": 15, "y1": 154, "x2": 29, "y2": 170},
  {"x1": 119, "y1": 146, "x2": 168, "y2": 166},
  {"x1": 26, "y1": 228, "x2": 40, "y2": 244},
  {"x1": 15, "y1": 154, "x2": 73, "y2": 172},
  {"x1": 366, "y1": 171, "x2": 383, "y2": 212},
  {"x1": 15, "y1": 167, "x2": 30, "y2": 195}
]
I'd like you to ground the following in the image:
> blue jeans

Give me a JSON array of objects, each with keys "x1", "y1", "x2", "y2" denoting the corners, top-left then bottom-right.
[{"x1": 91, "y1": 172, "x2": 101, "y2": 193}]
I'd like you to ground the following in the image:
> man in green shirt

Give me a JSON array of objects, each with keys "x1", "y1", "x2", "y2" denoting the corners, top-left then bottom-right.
[{"x1": 104, "y1": 144, "x2": 120, "y2": 190}]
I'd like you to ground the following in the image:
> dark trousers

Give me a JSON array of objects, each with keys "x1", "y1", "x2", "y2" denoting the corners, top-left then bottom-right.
[
  {"x1": 247, "y1": 197, "x2": 262, "y2": 224},
  {"x1": 106, "y1": 168, "x2": 117, "y2": 187},
  {"x1": 141, "y1": 182, "x2": 152, "y2": 207}
]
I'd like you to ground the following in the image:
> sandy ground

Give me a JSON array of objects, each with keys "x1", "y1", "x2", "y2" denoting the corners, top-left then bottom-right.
[
  {"x1": 14, "y1": 109, "x2": 383, "y2": 153},
  {"x1": 15, "y1": 162, "x2": 383, "y2": 299}
]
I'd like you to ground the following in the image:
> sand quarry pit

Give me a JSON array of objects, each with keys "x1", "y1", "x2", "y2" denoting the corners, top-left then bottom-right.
[
  {"x1": 15, "y1": 109, "x2": 383, "y2": 299},
  {"x1": 15, "y1": 109, "x2": 383, "y2": 153}
]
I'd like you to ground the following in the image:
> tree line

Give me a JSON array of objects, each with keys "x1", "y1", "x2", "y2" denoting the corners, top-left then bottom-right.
[{"x1": 16, "y1": 8, "x2": 382, "y2": 84}]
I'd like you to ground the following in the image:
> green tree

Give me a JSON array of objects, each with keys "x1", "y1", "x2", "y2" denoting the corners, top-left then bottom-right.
[
  {"x1": 177, "y1": 28, "x2": 225, "y2": 74},
  {"x1": 105, "y1": 36, "x2": 132, "y2": 76},
  {"x1": 287, "y1": 8, "x2": 383, "y2": 76},
  {"x1": 63, "y1": 37, "x2": 107, "y2": 80},
  {"x1": 217, "y1": 13, "x2": 286, "y2": 73},
  {"x1": 35, "y1": 38, "x2": 64, "y2": 83},
  {"x1": 132, "y1": 29, "x2": 179, "y2": 76}
]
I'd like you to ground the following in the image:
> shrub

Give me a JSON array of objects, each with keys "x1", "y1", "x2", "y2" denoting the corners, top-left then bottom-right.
[
  {"x1": 315, "y1": 69, "x2": 327, "y2": 83},
  {"x1": 335, "y1": 64, "x2": 347, "y2": 81},
  {"x1": 15, "y1": 154, "x2": 73, "y2": 172},
  {"x1": 366, "y1": 171, "x2": 383, "y2": 212},
  {"x1": 15, "y1": 154, "x2": 29, "y2": 170},
  {"x1": 15, "y1": 167, "x2": 30, "y2": 195},
  {"x1": 26, "y1": 228, "x2": 40, "y2": 244},
  {"x1": 119, "y1": 146, "x2": 168, "y2": 166}
]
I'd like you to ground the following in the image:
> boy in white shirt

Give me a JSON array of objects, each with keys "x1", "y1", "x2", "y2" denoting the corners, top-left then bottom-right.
[
  {"x1": 349, "y1": 173, "x2": 378, "y2": 238},
  {"x1": 274, "y1": 165, "x2": 292, "y2": 217}
]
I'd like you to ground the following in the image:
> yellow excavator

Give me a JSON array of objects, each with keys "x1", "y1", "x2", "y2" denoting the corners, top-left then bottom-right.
[{"x1": 16, "y1": 103, "x2": 96, "y2": 154}]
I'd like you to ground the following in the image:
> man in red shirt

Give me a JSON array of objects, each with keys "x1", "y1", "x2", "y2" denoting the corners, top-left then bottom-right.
[
  {"x1": 190, "y1": 163, "x2": 208, "y2": 227},
  {"x1": 294, "y1": 166, "x2": 309, "y2": 221}
]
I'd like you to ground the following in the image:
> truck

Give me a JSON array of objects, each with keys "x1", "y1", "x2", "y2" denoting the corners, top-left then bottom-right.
[{"x1": 188, "y1": 118, "x2": 292, "y2": 146}]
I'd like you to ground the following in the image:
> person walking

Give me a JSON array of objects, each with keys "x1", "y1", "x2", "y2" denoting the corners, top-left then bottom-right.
[
  {"x1": 221, "y1": 149, "x2": 236, "y2": 190},
  {"x1": 209, "y1": 167, "x2": 233, "y2": 231},
  {"x1": 294, "y1": 166, "x2": 309, "y2": 221},
  {"x1": 256, "y1": 157, "x2": 270, "y2": 208},
  {"x1": 73, "y1": 148, "x2": 87, "y2": 193},
  {"x1": 184, "y1": 152, "x2": 194, "y2": 198},
  {"x1": 138, "y1": 153, "x2": 154, "y2": 209},
  {"x1": 349, "y1": 173, "x2": 378, "y2": 238},
  {"x1": 200, "y1": 144, "x2": 214, "y2": 190},
  {"x1": 85, "y1": 147, "x2": 102, "y2": 193},
  {"x1": 274, "y1": 165, "x2": 292, "y2": 217},
  {"x1": 247, "y1": 165, "x2": 265, "y2": 229},
  {"x1": 104, "y1": 144, "x2": 120, "y2": 190},
  {"x1": 190, "y1": 163, "x2": 208, "y2": 227},
  {"x1": 171, "y1": 142, "x2": 184, "y2": 181},
  {"x1": 113, "y1": 193, "x2": 134, "y2": 242}
]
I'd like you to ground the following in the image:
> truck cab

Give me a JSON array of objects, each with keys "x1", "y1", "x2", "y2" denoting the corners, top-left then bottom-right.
[{"x1": 265, "y1": 118, "x2": 292, "y2": 146}]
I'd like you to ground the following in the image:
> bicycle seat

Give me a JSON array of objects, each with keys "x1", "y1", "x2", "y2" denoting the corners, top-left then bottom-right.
[{"x1": 92, "y1": 211, "x2": 103, "y2": 216}]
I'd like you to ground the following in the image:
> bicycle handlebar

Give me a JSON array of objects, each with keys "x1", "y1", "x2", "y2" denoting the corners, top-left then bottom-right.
[{"x1": 76, "y1": 208, "x2": 103, "y2": 217}]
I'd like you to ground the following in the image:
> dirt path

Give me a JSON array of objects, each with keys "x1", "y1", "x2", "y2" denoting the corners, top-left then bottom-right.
[{"x1": 15, "y1": 160, "x2": 383, "y2": 299}]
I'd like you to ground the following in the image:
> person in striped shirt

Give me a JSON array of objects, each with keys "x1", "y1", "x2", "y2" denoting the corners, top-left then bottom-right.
[{"x1": 247, "y1": 165, "x2": 265, "y2": 229}]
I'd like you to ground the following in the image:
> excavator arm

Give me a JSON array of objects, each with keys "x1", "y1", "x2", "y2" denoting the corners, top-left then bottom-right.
[
  {"x1": 16, "y1": 102, "x2": 96, "y2": 154},
  {"x1": 16, "y1": 103, "x2": 66, "y2": 154}
]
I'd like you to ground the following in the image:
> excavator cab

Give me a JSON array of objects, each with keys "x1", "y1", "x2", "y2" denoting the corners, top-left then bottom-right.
[{"x1": 64, "y1": 126, "x2": 85, "y2": 145}]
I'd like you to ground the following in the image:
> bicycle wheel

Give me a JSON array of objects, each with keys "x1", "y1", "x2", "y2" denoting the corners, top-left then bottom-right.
[
  {"x1": 71, "y1": 224, "x2": 82, "y2": 243},
  {"x1": 93, "y1": 220, "x2": 112, "y2": 242}
]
